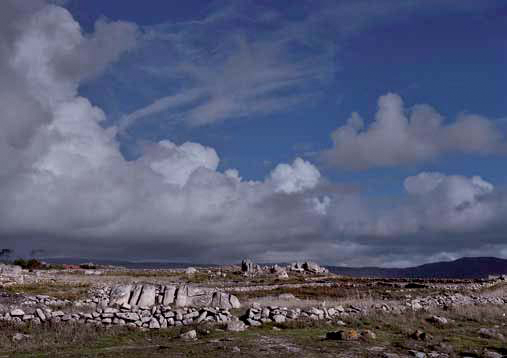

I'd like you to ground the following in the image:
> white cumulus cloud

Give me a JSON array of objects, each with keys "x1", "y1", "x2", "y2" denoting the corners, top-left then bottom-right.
[{"x1": 323, "y1": 93, "x2": 506, "y2": 169}]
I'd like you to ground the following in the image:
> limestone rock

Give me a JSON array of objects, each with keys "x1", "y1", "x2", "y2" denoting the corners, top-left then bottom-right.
[
  {"x1": 162, "y1": 285, "x2": 177, "y2": 305},
  {"x1": 137, "y1": 285, "x2": 156, "y2": 307},
  {"x1": 0, "y1": 264, "x2": 22, "y2": 277},
  {"x1": 10, "y1": 309, "x2": 24, "y2": 317},
  {"x1": 110, "y1": 284, "x2": 132, "y2": 306},
  {"x1": 302, "y1": 261, "x2": 328, "y2": 274},
  {"x1": 226, "y1": 320, "x2": 246, "y2": 332},
  {"x1": 180, "y1": 329, "x2": 197, "y2": 340},
  {"x1": 12, "y1": 333, "x2": 30, "y2": 341},
  {"x1": 272, "y1": 314, "x2": 286, "y2": 323},
  {"x1": 149, "y1": 317, "x2": 160, "y2": 329},
  {"x1": 241, "y1": 259, "x2": 258, "y2": 274},
  {"x1": 278, "y1": 293, "x2": 296, "y2": 300},
  {"x1": 129, "y1": 284, "x2": 143, "y2": 306},
  {"x1": 478, "y1": 328, "x2": 505, "y2": 341},
  {"x1": 229, "y1": 294, "x2": 241, "y2": 309},
  {"x1": 427, "y1": 315, "x2": 448, "y2": 325},
  {"x1": 482, "y1": 350, "x2": 503, "y2": 358},
  {"x1": 35, "y1": 309, "x2": 46, "y2": 321}
]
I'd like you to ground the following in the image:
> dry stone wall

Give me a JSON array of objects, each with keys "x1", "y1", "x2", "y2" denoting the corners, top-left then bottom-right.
[{"x1": 108, "y1": 284, "x2": 241, "y2": 310}]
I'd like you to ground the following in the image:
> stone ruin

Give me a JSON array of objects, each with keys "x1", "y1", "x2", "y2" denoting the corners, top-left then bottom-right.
[
  {"x1": 241, "y1": 259, "x2": 328, "y2": 276},
  {"x1": 109, "y1": 283, "x2": 241, "y2": 310},
  {"x1": 288, "y1": 261, "x2": 329, "y2": 274}
]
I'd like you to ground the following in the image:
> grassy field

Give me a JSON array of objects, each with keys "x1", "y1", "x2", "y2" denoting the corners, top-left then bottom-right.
[
  {"x1": 3, "y1": 282, "x2": 91, "y2": 301},
  {"x1": 1, "y1": 303, "x2": 506, "y2": 357}
]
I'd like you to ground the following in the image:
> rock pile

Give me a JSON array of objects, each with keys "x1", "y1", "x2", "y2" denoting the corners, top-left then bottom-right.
[
  {"x1": 20, "y1": 295, "x2": 73, "y2": 307},
  {"x1": 241, "y1": 303, "x2": 351, "y2": 326},
  {"x1": 287, "y1": 261, "x2": 328, "y2": 274},
  {"x1": 0, "y1": 264, "x2": 23, "y2": 284},
  {"x1": 240, "y1": 259, "x2": 328, "y2": 276},
  {"x1": 0, "y1": 304, "x2": 235, "y2": 328},
  {"x1": 403, "y1": 292, "x2": 507, "y2": 311}
]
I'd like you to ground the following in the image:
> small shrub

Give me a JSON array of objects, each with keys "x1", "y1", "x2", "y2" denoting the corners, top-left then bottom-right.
[{"x1": 13, "y1": 258, "x2": 44, "y2": 270}]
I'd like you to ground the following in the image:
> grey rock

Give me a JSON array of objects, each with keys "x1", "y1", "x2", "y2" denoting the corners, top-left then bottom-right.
[
  {"x1": 10, "y1": 309, "x2": 25, "y2": 317},
  {"x1": 428, "y1": 315, "x2": 448, "y2": 325},
  {"x1": 482, "y1": 350, "x2": 502, "y2": 358},
  {"x1": 129, "y1": 285, "x2": 143, "y2": 306},
  {"x1": 226, "y1": 320, "x2": 247, "y2": 332},
  {"x1": 229, "y1": 294, "x2": 241, "y2": 309},
  {"x1": 116, "y1": 312, "x2": 140, "y2": 321},
  {"x1": 162, "y1": 285, "x2": 177, "y2": 305},
  {"x1": 137, "y1": 285, "x2": 156, "y2": 307},
  {"x1": 246, "y1": 318, "x2": 261, "y2": 326},
  {"x1": 12, "y1": 333, "x2": 30, "y2": 341},
  {"x1": 110, "y1": 284, "x2": 132, "y2": 306},
  {"x1": 478, "y1": 328, "x2": 505, "y2": 341},
  {"x1": 272, "y1": 314, "x2": 286, "y2": 323},
  {"x1": 196, "y1": 311, "x2": 207, "y2": 323},
  {"x1": 302, "y1": 261, "x2": 328, "y2": 274},
  {"x1": 241, "y1": 259, "x2": 256, "y2": 273},
  {"x1": 149, "y1": 318, "x2": 160, "y2": 329},
  {"x1": 0, "y1": 264, "x2": 22, "y2": 277},
  {"x1": 278, "y1": 293, "x2": 296, "y2": 300},
  {"x1": 180, "y1": 329, "x2": 197, "y2": 340},
  {"x1": 35, "y1": 308, "x2": 46, "y2": 322}
]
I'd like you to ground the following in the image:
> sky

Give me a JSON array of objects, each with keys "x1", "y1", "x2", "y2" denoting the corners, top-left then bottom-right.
[{"x1": 0, "y1": 0, "x2": 506, "y2": 267}]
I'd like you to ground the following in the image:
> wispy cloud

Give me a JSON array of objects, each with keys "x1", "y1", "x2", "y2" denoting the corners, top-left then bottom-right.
[{"x1": 122, "y1": 2, "x2": 336, "y2": 128}]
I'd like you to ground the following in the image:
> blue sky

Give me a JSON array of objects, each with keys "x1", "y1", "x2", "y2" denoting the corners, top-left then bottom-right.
[
  {"x1": 71, "y1": 0, "x2": 507, "y2": 189},
  {"x1": 0, "y1": 0, "x2": 506, "y2": 265}
]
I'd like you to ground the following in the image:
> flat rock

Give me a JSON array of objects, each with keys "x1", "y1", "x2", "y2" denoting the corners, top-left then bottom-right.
[
  {"x1": 137, "y1": 285, "x2": 156, "y2": 307},
  {"x1": 110, "y1": 284, "x2": 132, "y2": 306},
  {"x1": 10, "y1": 309, "x2": 25, "y2": 317},
  {"x1": 180, "y1": 329, "x2": 197, "y2": 340},
  {"x1": 226, "y1": 320, "x2": 247, "y2": 332}
]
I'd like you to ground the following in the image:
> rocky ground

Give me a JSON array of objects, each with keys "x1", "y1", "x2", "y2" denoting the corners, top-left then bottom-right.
[{"x1": 0, "y1": 261, "x2": 506, "y2": 357}]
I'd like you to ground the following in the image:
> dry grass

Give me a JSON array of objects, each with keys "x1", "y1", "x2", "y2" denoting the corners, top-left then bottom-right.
[
  {"x1": 235, "y1": 284, "x2": 377, "y2": 301},
  {"x1": 0, "y1": 303, "x2": 506, "y2": 357},
  {"x1": 3, "y1": 282, "x2": 91, "y2": 301}
]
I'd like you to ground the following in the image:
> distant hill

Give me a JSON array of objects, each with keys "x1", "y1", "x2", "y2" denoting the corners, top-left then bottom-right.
[
  {"x1": 41, "y1": 257, "x2": 211, "y2": 269},
  {"x1": 327, "y1": 257, "x2": 507, "y2": 279},
  {"x1": 42, "y1": 256, "x2": 507, "y2": 279}
]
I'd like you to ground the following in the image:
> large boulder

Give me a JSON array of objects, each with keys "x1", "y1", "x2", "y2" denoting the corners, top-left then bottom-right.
[
  {"x1": 162, "y1": 285, "x2": 177, "y2": 305},
  {"x1": 110, "y1": 285, "x2": 132, "y2": 306},
  {"x1": 128, "y1": 284, "x2": 143, "y2": 306},
  {"x1": 175, "y1": 285, "x2": 213, "y2": 307},
  {"x1": 302, "y1": 261, "x2": 328, "y2": 274},
  {"x1": 211, "y1": 292, "x2": 241, "y2": 309},
  {"x1": 137, "y1": 285, "x2": 156, "y2": 307},
  {"x1": 287, "y1": 262, "x2": 305, "y2": 272},
  {"x1": 109, "y1": 283, "x2": 240, "y2": 310}
]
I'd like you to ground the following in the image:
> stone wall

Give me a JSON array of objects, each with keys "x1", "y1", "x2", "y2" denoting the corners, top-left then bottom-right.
[{"x1": 108, "y1": 284, "x2": 240, "y2": 310}]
